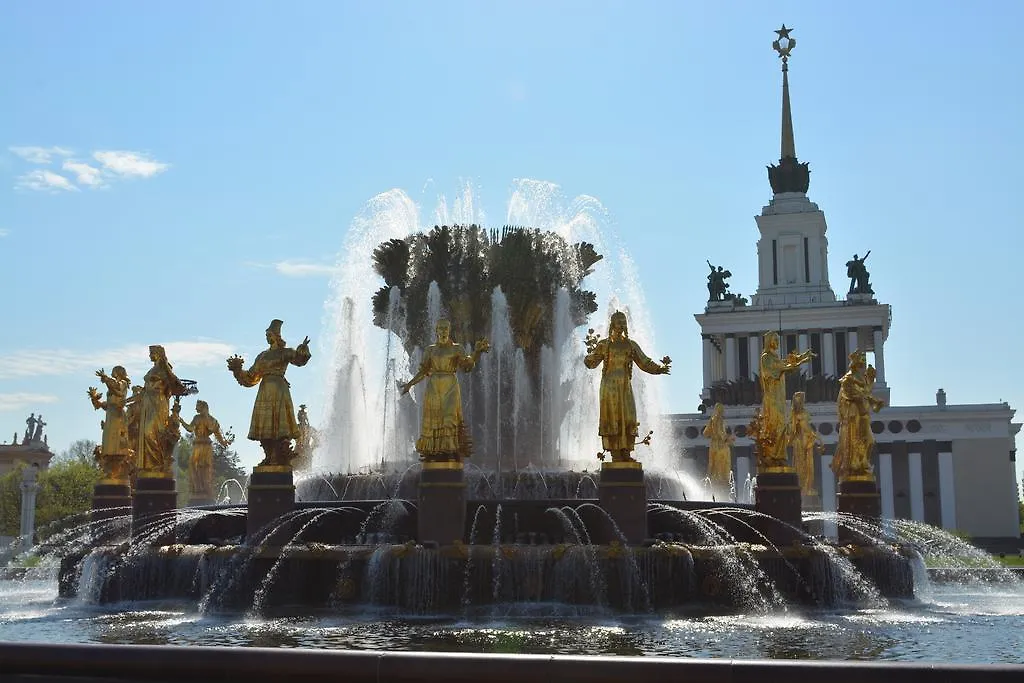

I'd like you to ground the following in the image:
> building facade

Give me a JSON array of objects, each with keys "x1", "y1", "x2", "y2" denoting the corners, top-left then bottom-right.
[{"x1": 668, "y1": 31, "x2": 1020, "y2": 540}]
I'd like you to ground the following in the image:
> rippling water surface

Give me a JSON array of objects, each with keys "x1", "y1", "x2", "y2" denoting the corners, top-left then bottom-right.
[{"x1": 2, "y1": 579, "x2": 1022, "y2": 663}]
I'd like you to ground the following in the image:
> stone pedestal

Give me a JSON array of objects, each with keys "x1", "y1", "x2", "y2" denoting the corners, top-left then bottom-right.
[
  {"x1": 132, "y1": 475, "x2": 177, "y2": 543},
  {"x1": 597, "y1": 461, "x2": 648, "y2": 545},
  {"x1": 417, "y1": 461, "x2": 466, "y2": 546},
  {"x1": 247, "y1": 467, "x2": 296, "y2": 541},
  {"x1": 837, "y1": 476, "x2": 881, "y2": 544},
  {"x1": 754, "y1": 467, "x2": 802, "y2": 528},
  {"x1": 92, "y1": 482, "x2": 132, "y2": 522}
]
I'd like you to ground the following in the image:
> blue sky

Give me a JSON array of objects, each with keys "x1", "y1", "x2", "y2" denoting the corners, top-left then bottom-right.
[{"x1": 1, "y1": 2, "x2": 1022, "y2": 487}]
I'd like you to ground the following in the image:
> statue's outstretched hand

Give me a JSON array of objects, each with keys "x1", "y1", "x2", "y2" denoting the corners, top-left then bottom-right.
[{"x1": 300, "y1": 336, "x2": 311, "y2": 347}]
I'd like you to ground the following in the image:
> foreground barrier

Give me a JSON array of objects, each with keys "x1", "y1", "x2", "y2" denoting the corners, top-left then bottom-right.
[{"x1": 0, "y1": 642, "x2": 1022, "y2": 682}]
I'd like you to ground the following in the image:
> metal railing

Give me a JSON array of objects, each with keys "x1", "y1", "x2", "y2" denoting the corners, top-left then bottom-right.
[{"x1": 0, "y1": 642, "x2": 1021, "y2": 683}]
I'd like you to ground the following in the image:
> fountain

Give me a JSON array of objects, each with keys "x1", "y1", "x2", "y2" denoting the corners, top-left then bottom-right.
[{"x1": 19, "y1": 180, "x2": 947, "y2": 619}]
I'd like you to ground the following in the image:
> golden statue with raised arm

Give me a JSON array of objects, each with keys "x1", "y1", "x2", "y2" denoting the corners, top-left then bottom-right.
[
  {"x1": 179, "y1": 400, "x2": 233, "y2": 502},
  {"x1": 137, "y1": 346, "x2": 189, "y2": 477},
  {"x1": 750, "y1": 330, "x2": 814, "y2": 469},
  {"x1": 787, "y1": 391, "x2": 823, "y2": 496},
  {"x1": 228, "y1": 319, "x2": 311, "y2": 469},
  {"x1": 703, "y1": 402, "x2": 735, "y2": 487},
  {"x1": 87, "y1": 365, "x2": 132, "y2": 483},
  {"x1": 400, "y1": 319, "x2": 489, "y2": 462},
  {"x1": 583, "y1": 311, "x2": 671, "y2": 463},
  {"x1": 831, "y1": 350, "x2": 885, "y2": 481}
]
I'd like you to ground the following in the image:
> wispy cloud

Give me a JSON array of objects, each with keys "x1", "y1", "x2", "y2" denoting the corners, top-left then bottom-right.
[
  {"x1": 0, "y1": 393, "x2": 59, "y2": 413},
  {"x1": 93, "y1": 150, "x2": 169, "y2": 178},
  {"x1": 9, "y1": 145, "x2": 169, "y2": 191},
  {"x1": 247, "y1": 259, "x2": 339, "y2": 278},
  {"x1": 9, "y1": 146, "x2": 73, "y2": 165},
  {"x1": 16, "y1": 169, "x2": 78, "y2": 193},
  {"x1": 62, "y1": 159, "x2": 105, "y2": 188},
  {"x1": 0, "y1": 341, "x2": 235, "y2": 380},
  {"x1": 0, "y1": 229, "x2": 9, "y2": 238}
]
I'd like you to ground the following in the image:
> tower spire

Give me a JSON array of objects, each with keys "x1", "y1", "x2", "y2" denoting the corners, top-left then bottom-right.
[{"x1": 767, "y1": 25, "x2": 810, "y2": 194}]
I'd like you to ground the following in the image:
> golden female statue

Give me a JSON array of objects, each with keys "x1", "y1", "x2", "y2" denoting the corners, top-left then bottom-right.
[
  {"x1": 87, "y1": 366, "x2": 132, "y2": 482},
  {"x1": 400, "y1": 319, "x2": 489, "y2": 462},
  {"x1": 787, "y1": 391, "x2": 823, "y2": 496},
  {"x1": 703, "y1": 402, "x2": 734, "y2": 487},
  {"x1": 228, "y1": 319, "x2": 311, "y2": 469},
  {"x1": 179, "y1": 400, "x2": 233, "y2": 501},
  {"x1": 584, "y1": 311, "x2": 670, "y2": 463},
  {"x1": 753, "y1": 330, "x2": 813, "y2": 467},
  {"x1": 831, "y1": 350, "x2": 885, "y2": 481},
  {"x1": 137, "y1": 345, "x2": 188, "y2": 476}
]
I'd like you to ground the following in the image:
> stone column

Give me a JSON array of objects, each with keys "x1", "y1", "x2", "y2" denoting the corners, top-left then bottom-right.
[
  {"x1": 872, "y1": 327, "x2": 886, "y2": 383},
  {"x1": 598, "y1": 461, "x2": 648, "y2": 545},
  {"x1": 822, "y1": 330, "x2": 836, "y2": 377},
  {"x1": 247, "y1": 465, "x2": 296, "y2": 541},
  {"x1": 19, "y1": 465, "x2": 40, "y2": 548},
  {"x1": 938, "y1": 450, "x2": 957, "y2": 530},
  {"x1": 702, "y1": 337, "x2": 714, "y2": 393},
  {"x1": 418, "y1": 461, "x2": 466, "y2": 546},
  {"x1": 798, "y1": 332, "x2": 810, "y2": 377},
  {"x1": 908, "y1": 450, "x2": 925, "y2": 522},
  {"x1": 748, "y1": 334, "x2": 761, "y2": 380},
  {"x1": 847, "y1": 329, "x2": 859, "y2": 354},
  {"x1": 724, "y1": 335, "x2": 738, "y2": 381}
]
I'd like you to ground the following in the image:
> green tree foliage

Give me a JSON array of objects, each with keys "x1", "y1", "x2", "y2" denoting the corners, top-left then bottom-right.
[
  {"x1": 59, "y1": 438, "x2": 98, "y2": 464},
  {"x1": 0, "y1": 459, "x2": 101, "y2": 538}
]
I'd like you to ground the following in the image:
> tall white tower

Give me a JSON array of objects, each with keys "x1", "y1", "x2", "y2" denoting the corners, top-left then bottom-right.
[{"x1": 695, "y1": 25, "x2": 890, "y2": 405}]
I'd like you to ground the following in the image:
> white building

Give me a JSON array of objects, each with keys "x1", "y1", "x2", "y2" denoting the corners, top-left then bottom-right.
[{"x1": 668, "y1": 33, "x2": 1021, "y2": 541}]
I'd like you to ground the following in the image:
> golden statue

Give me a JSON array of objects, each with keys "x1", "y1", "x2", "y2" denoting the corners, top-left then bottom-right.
[
  {"x1": 136, "y1": 345, "x2": 189, "y2": 477},
  {"x1": 179, "y1": 400, "x2": 233, "y2": 501},
  {"x1": 703, "y1": 402, "x2": 734, "y2": 487},
  {"x1": 787, "y1": 391, "x2": 823, "y2": 496},
  {"x1": 831, "y1": 350, "x2": 885, "y2": 481},
  {"x1": 228, "y1": 319, "x2": 311, "y2": 469},
  {"x1": 583, "y1": 311, "x2": 671, "y2": 463},
  {"x1": 400, "y1": 319, "x2": 489, "y2": 462},
  {"x1": 750, "y1": 330, "x2": 813, "y2": 469},
  {"x1": 293, "y1": 404, "x2": 320, "y2": 471},
  {"x1": 87, "y1": 366, "x2": 132, "y2": 483}
]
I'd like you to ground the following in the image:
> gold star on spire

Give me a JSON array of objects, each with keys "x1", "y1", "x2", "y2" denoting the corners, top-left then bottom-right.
[{"x1": 773, "y1": 25, "x2": 796, "y2": 61}]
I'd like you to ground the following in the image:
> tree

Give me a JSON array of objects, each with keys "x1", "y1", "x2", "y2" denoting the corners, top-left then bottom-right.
[
  {"x1": 58, "y1": 439, "x2": 98, "y2": 464},
  {"x1": 0, "y1": 459, "x2": 101, "y2": 538}
]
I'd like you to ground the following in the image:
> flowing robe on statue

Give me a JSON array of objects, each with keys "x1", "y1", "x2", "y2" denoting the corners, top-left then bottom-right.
[
  {"x1": 100, "y1": 377, "x2": 129, "y2": 456},
  {"x1": 137, "y1": 363, "x2": 184, "y2": 473},
  {"x1": 585, "y1": 338, "x2": 663, "y2": 454},
  {"x1": 831, "y1": 368, "x2": 876, "y2": 479},
  {"x1": 703, "y1": 413, "x2": 733, "y2": 486},
  {"x1": 184, "y1": 414, "x2": 224, "y2": 498},
  {"x1": 788, "y1": 405, "x2": 820, "y2": 495},
  {"x1": 414, "y1": 343, "x2": 476, "y2": 456},
  {"x1": 237, "y1": 345, "x2": 312, "y2": 441}
]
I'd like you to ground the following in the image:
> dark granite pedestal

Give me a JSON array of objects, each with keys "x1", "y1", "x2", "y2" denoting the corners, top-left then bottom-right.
[
  {"x1": 247, "y1": 467, "x2": 296, "y2": 541},
  {"x1": 754, "y1": 467, "x2": 802, "y2": 529},
  {"x1": 417, "y1": 461, "x2": 466, "y2": 546},
  {"x1": 837, "y1": 476, "x2": 881, "y2": 544},
  {"x1": 92, "y1": 481, "x2": 132, "y2": 542},
  {"x1": 132, "y1": 475, "x2": 177, "y2": 543},
  {"x1": 598, "y1": 461, "x2": 648, "y2": 545}
]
